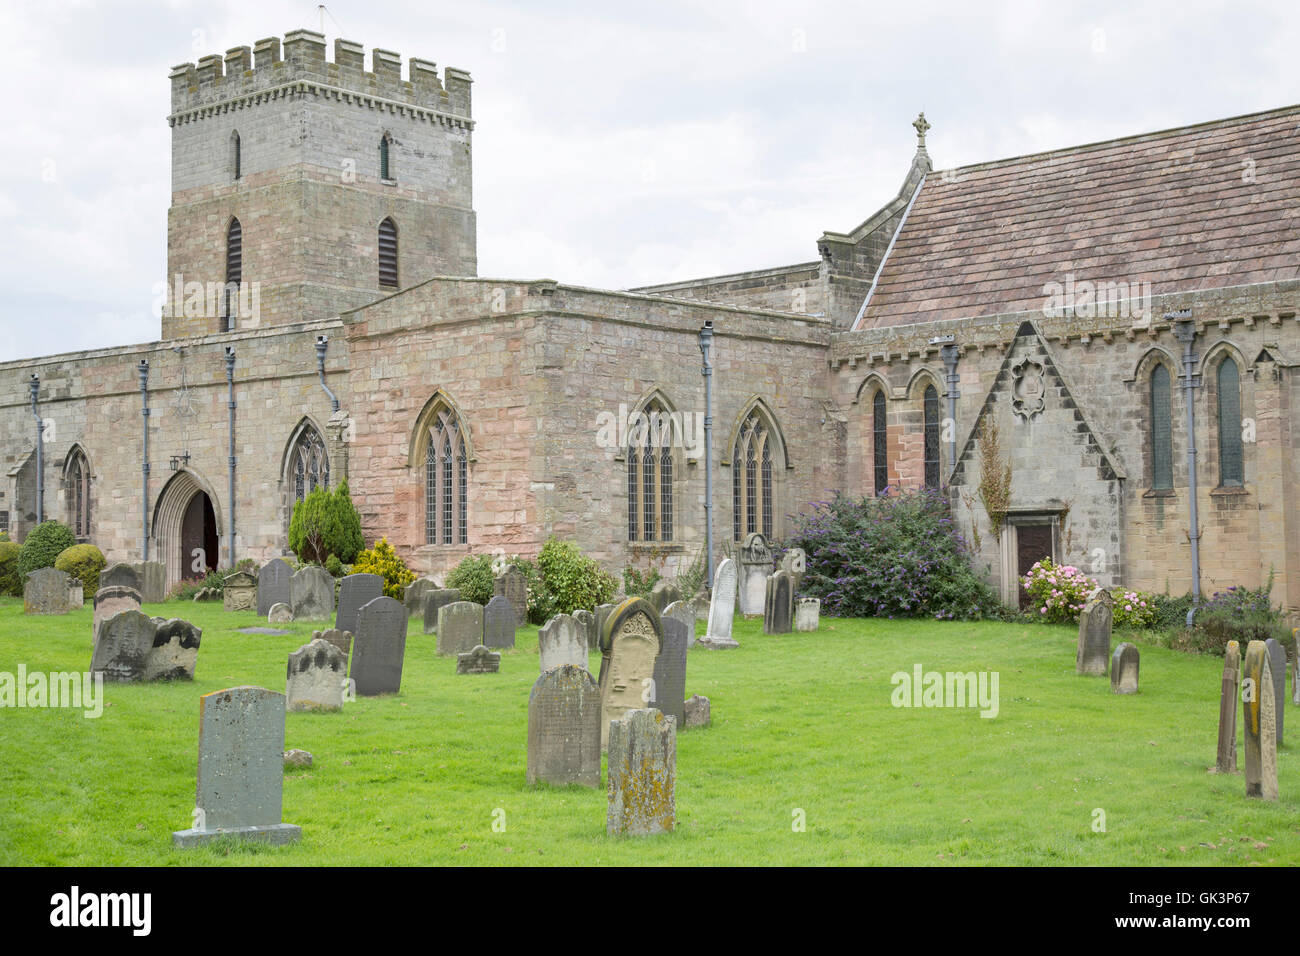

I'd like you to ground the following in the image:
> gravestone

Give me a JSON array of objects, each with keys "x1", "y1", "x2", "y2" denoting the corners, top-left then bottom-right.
[
  {"x1": 68, "y1": 582, "x2": 84, "y2": 609},
  {"x1": 336, "y1": 573, "x2": 384, "y2": 635},
  {"x1": 24, "y1": 567, "x2": 71, "y2": 615},
  {"x1": 289, "y1": 566, "x2": 335, "y2": 621},
  {"x1": 1295, "y1": 646, "x2": 1300, "y2": 707},
  {"x1": 1075, "y1": 591, "x2": 1112, "y2": 676},
  {"x1": 594, "y1": 604, "x2": 617, "y2": 650},
  {"x1": 101, "y1": 563, "x2": 141, "y2": 593},
  {"x1": 685, "y1": 693, "x2": 711, "y2": 729},
  {"x1": 223, "y1": 570, "x2": 257, "y2": 611},
  {"x1": 527, "y1": 664, "x2": 601, "y2": 788},
  {"x1": 403, "y1": 577, "x2": 439, "y2": 617},
  {"x1": 312, "y1": 628, "x2": 353, "y2": 668},
  {"x1": 257, "y1": 558, "x2": 293, "y2": 617},
  {"x1": 539, "y1": 613, "x2": 588, "y2": 673},
  {"x1": 662, "y1": 600, "x2": 695, "y2": 650},
  {"x1": 648, "y1": 580, "x2": 681, "y2": 615},
  {"x1": 1215, "y1": 640, "x2": 1240, "y2": 774},
  {"x1": 91, "y1": 610, "x2": 156, "y2": 682},
  {"x1": 763, "y1": 569, "x2": 795, "y2": 635},
  {"x1": 144, "y1": 618, "x2": 202, "y2": 681},
  {"x1": 457, "y1": 645, "x2": 501, "y2": 674},
  {"x1": 421, "y1": 588, "x2": 461, "y2": 635},
  {"x1": 131, "y1": 561, "x2": 167, "y2": 603},
  {"x1": 493, "y1": 567, "x2": 529, "y2": 625},
  {"x1": 573, "y1": 609, "x2": 597, "y2": 650},
  {"x1": 172, "y1": 686, "x2": 301, "y2": 846},
  {"x1": 268, "y1": 603, "x2": 293, "y2": 624},
  {"x1": 286, "y1": 639, "x2": 348, "y2": 711},
  {"x1": 1264, "y1": 638, "x2": 1285, "y2": 744},
  {"x1": 93, "y1": 585, "x2": 141, "y2": 643},
  {"x1": 484, "y1": 595, "x2": 517, "y2": 650},
  {"x1": 599, "y1": 598, "x2": 663, "y2": 750},
  {"x1": 1243, "y1": 641, "x2": 1278, "y2": 800},
  {"x1": 607, "y1": 708, "x2": 675, "y2": 836},
  {"x1": 350, "y1": 596, "x2": 407, "y2": 696},
  {"x1": 1110, "y1": 643, "x2": 1139, "y2": 694},
  {"x1": 651, "y1": 607, "x2": 689, "y2": 728},
  {"x1": 738, "y1": 532, "x2": 772, "y2": 615},
  {"x1": 780, "y1": 547, "x2": 806, "y2": 590},
  {"x1": 794, "y1": 597, "x2": 821, "y2": 632},
  {"x1": 699, "y1": 558, "x2": 739, "y2": 649},
  {"x1": 437, "y1": 601, "x2": 484, "y2": 657}
]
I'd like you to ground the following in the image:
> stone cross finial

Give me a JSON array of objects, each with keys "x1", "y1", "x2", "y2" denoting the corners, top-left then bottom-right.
[{"x1": 913, "y1": 112, "x2": 931, "y2": 149}]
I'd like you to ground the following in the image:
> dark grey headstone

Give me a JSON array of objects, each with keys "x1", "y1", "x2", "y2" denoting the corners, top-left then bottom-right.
[
  {"x1": 1216, "y1": 641, "x2": 1240, "y2": 774},
  {"x1": 336, "y1": 573, "x2": 384, "y2": 635},
  {"x1": 437, "y1": 601, "x2": 483, "y2": 656},
  {"x1": 648, "y1": 580, "x2": 681, "y2": 615},
  {"x1": 1265, "y1": 638, "x2": 1286, "y2": 744},
  {"x1": 145, "y1": 618, "x2": 201, "y2": 681},
  {"x1": 494, "y1": 567, "x2": 529, "y2": 625},
  {"x1": 484, "y1": 595, "x2": 517, "y2": 650},
  {"x1": 351, "y1": 596, "x2": 407, "y2": 696},
  {"x1": 24, "y1": 567, "x2": 71, "y2": 615},
  {"x1": 101, "y1": 563, "x2": 141, "y2": 593},
  {"x1": 257, "y1": 558, "x2": 293, "y2": 617},
  {"x1": 573, "y1": 609, "x2": 597, "y2": 650},
  {"x1": 527, "y1": 664, "x2": 600, "y2": 787},
  {"x1": 763, "y1": 569, "x2": 794, "y2": 635},
  {"x1": 404, "y1": 578, "x2": 440, "y2": 618},
  {"x1": 421, "y1": 588, "x2": 461, "y2": 635},
  {"x1": 91, "y1": 609, "x2": 155, "y2": 682},
  {"x1": 172, "y1": 686, "x2": 301, "y2": 846},
  {"x1": 662, "y1": 601, "x2": 695, "y2": 649},
  {"x1": 651, "y1": 609, "x2": 689, "y2": 728},
  {"x1": 289, "y1": 566, "x2": 335, "y2": 621},
  {"x1": 457, "y1": 644, "x2": 501, "y2": 674}
]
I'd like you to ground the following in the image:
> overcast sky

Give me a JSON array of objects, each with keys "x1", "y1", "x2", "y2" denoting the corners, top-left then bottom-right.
[{"x1": 1, "y1": 0, "x2": 1296, "y2": 361}]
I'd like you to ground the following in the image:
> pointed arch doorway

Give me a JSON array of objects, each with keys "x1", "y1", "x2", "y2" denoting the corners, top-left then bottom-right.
[{"x1": 153, "y1": 470, "x2": 222, "y2": 588}]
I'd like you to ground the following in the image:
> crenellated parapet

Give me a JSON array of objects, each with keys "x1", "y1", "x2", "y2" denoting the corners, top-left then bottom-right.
[{"x1": 168, "y1": 29, "x2": 472, "y2": 125}]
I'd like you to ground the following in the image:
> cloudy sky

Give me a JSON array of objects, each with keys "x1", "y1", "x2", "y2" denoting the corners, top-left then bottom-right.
[{"x1": 1, "y1": 0, "x2": 1296, "y2": 361}]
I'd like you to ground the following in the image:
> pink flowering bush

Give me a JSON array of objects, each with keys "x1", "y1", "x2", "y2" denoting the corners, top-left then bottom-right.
[
  {"x1": 1021, "y1": 559, "x2": 1096, "y2": 624},
  {"x1": 1111, "y1": 589, "x2": 1158, "y2": 630}
]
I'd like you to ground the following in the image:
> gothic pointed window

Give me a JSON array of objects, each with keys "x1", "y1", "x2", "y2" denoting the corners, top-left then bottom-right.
[
  {"x1": 65, "y1": 448, "x2": 91, "y2": 540},
  {"x1": 224, "y1": 217, "x2": 242, "y2": 333},
  {"x1": 733, "y1": 405, "x2": 777, "y2": 540},
  {"x1": 628, "y1": 398, "x2": 674, "y2": 543},
  {"x1": 288, "y1": 425, "x2": 329, "y2": 505},
  {"x1": 379, "y1": 217, "x2": 399, "y2": 288},
  {"x1": 1150, "y1": 364, "x2": 1173, "y2": 490},
  {"x1": 1217, "y1": 359, "x2": 1244, "y2": 487},
  {"x1": 231, "y1": 131, "x2": 241, "y2": 181},
  {"x1": 379, "y1": 134, "x2": 392, "y2": 181},
  {"x1": 872, "y1": 389, "x2": 889, "y2": 495},
  {"x1": 923, "y1": 384, "x2": 941, "y2": 489},
  {"x1": 425, "y1": 406, "x2": 467, "y2": 545}
]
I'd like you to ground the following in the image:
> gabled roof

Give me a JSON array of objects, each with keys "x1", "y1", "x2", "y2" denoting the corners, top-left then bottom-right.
[{"x1": 856, "y1": 104, "x2": 1300, "y2": 329}]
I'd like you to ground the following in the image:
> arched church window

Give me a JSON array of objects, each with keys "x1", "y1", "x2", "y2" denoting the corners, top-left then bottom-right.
[
  {"x1": 733, "y1": 406, "x2": 775, "y2": 540},
  {"x1": 872, "y1": 389, "x2": 889, "y2": 495},
  {"x1": 1150, "y1": 364, "x2": 1173, "y2": 490},
  {"x1": 425, "y1": 407, "x2": 467, "y2": 545},
  {"x1": 289, "y1": 425, "x2": 330, "y2": 504},
  {"x1": 923, "y1": 384, "x2": 941, "y2": 489},
  {"x1": 1217, "y1": 358, "x2": 1243, "y2": 487},
  {"x1": 379, "y1": 217, "x2": 399, "y2": 288},
  {"x1": 628, "y1": 398, "x2": 673, "y2": 543},
  {"x1": 65, "y1": 447, "x2": 91, "y2": 540}
]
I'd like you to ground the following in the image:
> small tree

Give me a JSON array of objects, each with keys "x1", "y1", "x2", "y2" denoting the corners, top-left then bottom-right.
[
  {"x1": 17, "y1": 520, "x2": 77, "y2": 579},
  {"x1": 288, "y1": 480, "x2": 364, "y2": 565}
]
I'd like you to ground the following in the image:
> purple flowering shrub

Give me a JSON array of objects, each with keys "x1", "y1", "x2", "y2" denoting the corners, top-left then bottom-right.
[{"x1": 788, "y1": 487, "x2": 1001, "y2": 620}]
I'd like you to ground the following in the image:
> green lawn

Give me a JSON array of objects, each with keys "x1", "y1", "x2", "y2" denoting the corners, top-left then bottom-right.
[{"x1": 0, "y1": 596, "x2": 1295, "y2": 866}]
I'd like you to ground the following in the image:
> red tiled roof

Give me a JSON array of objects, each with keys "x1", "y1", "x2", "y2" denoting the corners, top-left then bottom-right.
[{"x1": 856, "y1": 105, "x2": 1300, "y2": 329}]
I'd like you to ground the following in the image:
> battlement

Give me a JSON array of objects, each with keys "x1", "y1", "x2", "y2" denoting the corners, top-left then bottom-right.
[{"x1": 168, "y1": 29, "x2": 472, "y2": 121}]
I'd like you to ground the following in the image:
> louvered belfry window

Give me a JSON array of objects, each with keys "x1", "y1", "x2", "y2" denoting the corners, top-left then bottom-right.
[
  {"x1": 232, "y1": 131, "x2": 241, "y2": 181},
  {"x1": 1150, "y1": 364, "x2": 1173, "y2": 490},
  {"x1": 1218, "y1": 359, "x2": 1244, "y2": 486},
  {"x1": 872, "y1": 390, "x2": 889, "y2": 495},
  {"x1": 923, "y1": 384, "x2": 941, "y2": 489},
  {"x1": 733, "y1": 406, "x2": 775, "y2": 541},
  {"x1": 379, "y1": 136, "x2": 391, "y2": 180},
  {"x1": 378, "y1": 217, "x2": 399, "y2": 288},
  {"x1": 425, "y1": 408, "x2": 467, "y2": 545},
  {"x1": 223, "y1": 218, "x2": 242, "y2": 332},
  {"x1": 628, "y1": 398, "x2": 674, "y2": 543}
]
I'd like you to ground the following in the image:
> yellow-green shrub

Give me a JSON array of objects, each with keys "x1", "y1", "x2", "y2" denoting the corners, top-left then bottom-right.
[
  {"x1": 55, "y1": 543, "x2": 106, "y2": 596},
  {"x1": 351, "y1": 537, "x2": 415, "y2": 599},
  {"x1": 0, "y1": 541, "x2": 22, "y2": 596}
]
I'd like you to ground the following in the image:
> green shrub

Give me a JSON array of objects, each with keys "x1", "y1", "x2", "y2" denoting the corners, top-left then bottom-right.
[
  {"x1": 325, "y1": 554, "x2": 345, "y2": 577},
  {"x1": 0, "y1": 541, "x2": 22, "y2": 596},
  {"x1": 351, "y1": 537, "x2": 415, "y2": 599},
  {"x1": 445, "y1": 554, "x2": 496, "y2": 605},
  {"x1": 1111, "y1": 588, "x2": 1158, "y2": 630},
  {"x1": 17, "y1": 521, "x2": 77, "y2": 580},
  {"x1": 54, "y1": 543, "x2": 106, "y2": 595},
  {"x1": 537, "y1": 538, "x2": 617, "y2": 617},
  {"x1": 622, "y1": 566, "x2": 660, "y2": 598},
  {"x1": 676, "y1": 548, "x2": 708, "y2": 599},
  {"x1": 288, "y1": 480, "x2": 364, "y2": 565}
]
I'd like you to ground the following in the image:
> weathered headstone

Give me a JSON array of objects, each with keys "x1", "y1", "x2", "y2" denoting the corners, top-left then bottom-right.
[
  {"x1": 527, "y1": 664, "x2": 601, "y2": 788},
  {"x1": 699, "y1": 558, "x2": 738, "y2": 649},
  {"x1": 594, "y1": 604, "x2": 617, "y2": 650},
  {"x1": 404, "y1": 577, "x2": 440, "y2": 618},
  {"x1": 268, "y1": 603, "x2": 294, "y2": 624},
  {"x1": 289, "y1": 566, "x2": 334, "y2": 621},
  {"x1": 91, "y1": 609, "x2": 156, "y2": 682},
  {"x1": 437, "y1": 601, "x2": 484, "y2": 657},
  {"x1": 24, "y1": 567, "x2": 71, "y2": 615},
  {"x1": 144, "y1": 618, "x2": 202, "y2": 681},
  {"x1": 67, "y1": 582, "x2": 84, "y2": 609},
  {"x1": 794, "y1": 597, "x2": 821, "y2": 632},
  {"x1": 573, "y1": 609, "x2": 597, "y2": 650},
  {"x1": 335, "y1": 573, "x2": 384, "y2": 636},
  {"x1": 172, "y1": 686, "x2": 301, "y2": 846},
  {"x1": 1294, "y1": 645, "x2": 1300, "y2": 707},
  {"x1": 1110, "y1": 642, "x2": 1139, "y2": 694},
  {"x1": 421, "y1": 588, "x2": 461, "y2": 635},
  {"x1": 93, "y1": 585, "x2": 141, "y2": 643},
  {"x1": 684, "y1": 693, "x2": 711, "y2": 729},
  {"x1": 286, "y1": 639, "x2": 348, "y2": 711},
  {"x1": 1075, "y1": 591, "x2": 1112, "y2": 676},
  {"x1": 351, "y1": 596, "x2": 407, "y2": 696},
  {"x1": 484, "y1": 595, "x2": 517, "y2": 650},
  {"x1": 312, "y1": 628, "x2": 353, "y2": 667},
  {"x1": 1264, "y1": 638, "x2": 1285, "y2": 744},
  {"x1": 763, "y1": 569, "x2": 795, "y2": 635},
  {"x1": 284, "y1": 749, "x2": 313, "y2": 768},
  {"x1": 101, "y1": 562, "x2": 141, "y2": 593},
  {"x1": 738, "y1": 532, "x2": 772, "y2": 615},
  {"x1": 539, "y1": 613, "x2": 588, "y2": 673},
  {"x1": 780, "y1": 547, "x2": 806, "y2": 590},
  {"x1": 223, "y1": 569, "x2": 257, "y2": 611},
  {"x1": 131, "y1": 561, "x2": 166, "y2": 603},
  {"x1": 1215, "y1": 640, "x2": 1240, "y2": 774},
  {"x1": 1243, "y1": 640, "x2": 1278, "y2": 800},
  {"x1": 457, "y1": 644, "x2": 501, "y2": 674},
  {"x1": 256, "y1": 558, "x2": 293, "y2": 617},
  {"x1": 493, "y1": 566, "x2": 529, "y2": 625},
  {"x1": 651, "y1": 607, "x2": 689, "y2": 728},
  {"x1": 598, "y1": 598, "x2": 663, "y2": 750},
  {"x1": 662, "y1": 600, "x2": 695, "y2": 649},
  {"x1": 648, "y1": 580, "x2": 681, "y2": 615},
  {"x1": 607, "y1": 708, "x2": 675, "y2": 836}
]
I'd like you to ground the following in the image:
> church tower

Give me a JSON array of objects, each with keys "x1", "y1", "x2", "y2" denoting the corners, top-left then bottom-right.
[{"x1": 163, "y1": 29, "x2": 476, "y2": 338}]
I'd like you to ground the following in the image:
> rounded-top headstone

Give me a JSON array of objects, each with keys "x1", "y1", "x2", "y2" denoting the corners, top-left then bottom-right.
[{"x1": 599, "y1": 597, "x2": 663, "y2": 655}]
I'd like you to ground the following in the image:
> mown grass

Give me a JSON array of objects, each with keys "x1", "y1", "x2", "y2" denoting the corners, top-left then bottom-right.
[{"x1": 0, "y1": 596, "x2": 1296, "y2": 865}]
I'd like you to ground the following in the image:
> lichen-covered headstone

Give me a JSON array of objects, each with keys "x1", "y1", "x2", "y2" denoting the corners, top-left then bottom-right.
[
  {"x1": 144, "y1": 618, "x2": 202, "y2": 681},
  {"x1": 684, "y1": 693, "x2": 711, "y2": 729},
  {"x1": 1215, "y1": 640, "x2": 1240, "y2": 774},
  {"x1": 1264, "y1": 638, "x2": 1285, "y2": 744},
  {"x1": 699, "y1": 558, "x2": 738, "y2": 649},
  {"x1": 594, "y1": 604, "x2": 617, "y2": 650},
  {"x1": 780, "y1": 547, "x2": 806, "y2": 590},
  {"x1": 335, "y1": 573, "x2": 384, "y2": 635},
  {"x1": 222, "y1": 570, "x2": 257, "y2": 611},
  {"x1": 24, "y1": 567, "x2": 71, "y2": 615},
  {"x1": 437, "y1": 601, "x2": 483, "y2": 657},
  {"x1": 651, "y1": 608, "x2": 689, "y2": 728},
  {"x1": 794, "y1": 597, "x2": 820, "y2": 632},
  {"x1": 101, "y1": 562, "x2": 141, "y2": 593},
  {"x1": 1110, "y1": 642, "x2": 1139, "y2": 694},
  {"x1": 607, "y1": 708, "x2": 675, "y2": 836},
  {"x1": 172, "y1": 686, "x2": 301, "y2": 846},
  {"x1": 648, "y1": 580, "x2": 681, "y2": 615},
  {"x1": 312, "y1": 628, "x2": 353, "y2": 669},
  {"x1": 662, "y1": 600, "x2": 695, "y2": 650},
  {"x1": 286, "y1": 638, "x2": 347, "y2": 711},
  {"x1": 1075, "y1": 591, "x2": 1112, "y2": 676},
  {"x1": 763, "y1": 569, "x2": 794, "y2": 635},
  {"x1": 539, "y1": 613, "x2": 587, "y2": 673},
  {"x1": 68, "y1": 582, "x2": 84, "y2": 609},
  {"x1": 256, "y1": 558, "x2": 293, "y2": 617},
  {"x1": 738, "y1": 532, "x2": 772, "y2": 616},
  {"x1": 289, "y1": 566, "x2": 334, "y2": 621},
  {"x1": 131, "y1": 561, "x2": 167, "y2": 604},
  {"x1": 493, "y1": 566, "x2": 528, "y2": 625},
  {"x1": 574, "y1": 609, "x2": 597, "y2": 650},
  {"x1": 1243, "y1": 640, "x2": 1278, "y2": 800},
  {"x1": 268, "y1": 602, "x2": 293, "y2": 624},
  {"x1": 93, "y1": 585, "x2": 141, "y2": 644},
  {"x1": 421, "y1": 588, "x2": 461, "y2": 635},
  {"x1": 457, "y1": 644, "x2": 501, "y2": 674},
  {"x1": 91, "y1": 609, "x2": 156, "y2": 682},
  {"x1": 527, "y1": 664, "x2": 600, "y2": 788},
  {"x1": 598, "y1": 598, "x2": 663, "y2": 750},
  {"x1": 404, "y1": 577, "x2": 440, "y2": 617},
  {"x1": 351, "y1": 596, "x2": 407, "y2": 695},
  {"x1": 484, "y1": 595, "x2": 517, "y2": 650}
]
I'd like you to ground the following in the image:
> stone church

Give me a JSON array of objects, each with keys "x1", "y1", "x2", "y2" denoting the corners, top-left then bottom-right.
[{"x1": 2, "y1": 29, "x2": 1296, "y2": 610}]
